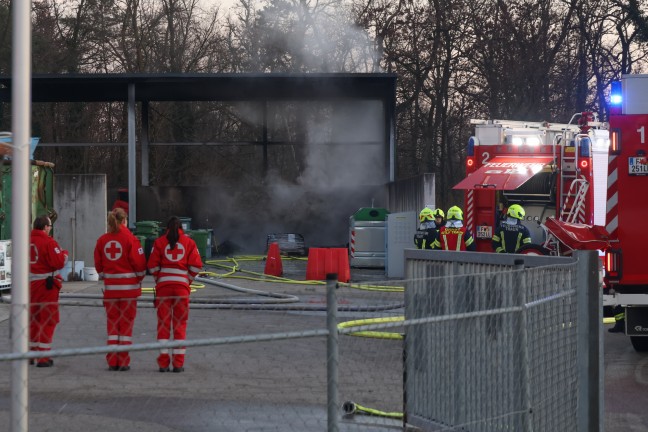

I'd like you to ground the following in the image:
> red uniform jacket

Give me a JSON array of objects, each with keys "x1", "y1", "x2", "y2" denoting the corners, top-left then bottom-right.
[
  {"x1": 435, "y1": 226, "x2": 476, "y2": 251},
  {"x1": 30, "y1": 229, "x2": 68, "y2": 291},
  {"x1": 148, "y1": 230, "x2": 203, "y2": 296},
  {"x1": 94, "y1": 225, "x2": 146, "y2": 299}
]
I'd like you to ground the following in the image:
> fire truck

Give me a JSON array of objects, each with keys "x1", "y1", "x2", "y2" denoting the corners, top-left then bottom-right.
[
  {"x1": 453, "y1": 114, "x2": 610, "y2": 256},
  {"x1": 604, "y1": 74, "x2": 648, "y2": 351}
]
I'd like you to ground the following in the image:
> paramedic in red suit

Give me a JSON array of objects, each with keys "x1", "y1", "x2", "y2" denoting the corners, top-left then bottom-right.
[
  {"x1": 111, "y1": 187, "x2": 129, "y2": 214},
  {"x1": 94, "y1": 207, "x2": 146, "y2": 371},
  {"x1": 29, "y1": 215, "x2": 68, "y2": 367},
  {"x1": 148, "y1": 216, "x2": 203, "y2": 373}
]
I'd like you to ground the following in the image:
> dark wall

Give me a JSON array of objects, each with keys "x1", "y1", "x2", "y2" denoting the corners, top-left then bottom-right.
[{"x1": 135, "y1": 184, "x2": 387, "y2": 255}]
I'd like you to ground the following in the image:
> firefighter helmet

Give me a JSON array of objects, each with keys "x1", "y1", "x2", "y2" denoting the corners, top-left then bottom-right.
[
  {"x1": 447, "y1": 206, "x2": 463, "y2": 221},
  {"x1": 419, "y1": 207, "x2": 434, "y2": 222},
  {"x1": 433, "y1": 208, "x2": 445, "y2": 219},
  {"x1": 507, "y1": 204, "x2": 525, "y2": 220}
]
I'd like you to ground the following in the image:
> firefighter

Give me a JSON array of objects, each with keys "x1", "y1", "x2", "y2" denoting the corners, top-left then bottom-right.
[
  {"x1": 414, "y1": 207, "x2": 436, "y2": 249},
  {"x1": 94, "y1": 207, "x2": 147, "y2": 371},
  {"x1": 492, "y1": 204, "x2": 532, "y2": 253},
  {"x1": 111, "y1": 187, "x2": 129, "y2": 214},
  {"x1": 608, "y1": 306, "x2": 625, "y2": 333},
  {"x1": 432, "y1": 206, "x2": 476, "y2": 251},
  {"x1": 432, "y1": 208, "x2": 446, "y2": 230},
  {"x1": 29, "y1": 215, "x2": 68, "y2": 367},
  {"x1": 148, "y1": 216, "x2": 203, "y2": 373}
]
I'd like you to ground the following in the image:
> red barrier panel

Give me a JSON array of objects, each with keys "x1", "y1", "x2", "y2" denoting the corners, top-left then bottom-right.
[{"x1": 306, "y1": 247, "x2": 350, "y2": 283}]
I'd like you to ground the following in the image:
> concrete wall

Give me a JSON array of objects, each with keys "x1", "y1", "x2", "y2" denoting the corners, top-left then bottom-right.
[
  {"x1": 54, "y1": 174, "x2": 107, "y2": 268},
  {"x1": 387, "y1": 173, "x2": 435, "y2": 213}
]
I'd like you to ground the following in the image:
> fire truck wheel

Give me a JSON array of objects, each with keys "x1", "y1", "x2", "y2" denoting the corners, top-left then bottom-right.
[
  {"x1": 517, "y1": 244, "x2": 550, "y2": 256},
  {"x1": 630, "y1": 336, "x2": 648, "y2": 352}
]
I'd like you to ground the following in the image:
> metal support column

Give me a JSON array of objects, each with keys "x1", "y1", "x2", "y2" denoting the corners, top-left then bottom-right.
[
  {"x1": 141, "y1": 101, "x2": 149, "y2": 187},
  {"x1": 127, "y1": 83, "x2": 137, "y2": 226},
  {"x1": 11, "y1": 0, "x2": 32, "y2": 430},
  {"x1": 262, "y1": 102, "x2": 268, "y2": 178},
  {"x1": 576, "y1": 250, "x2": 602, "y2": 432},
  {"x1": 327, "y1": 273, "x2": 339, "y2": 432}
]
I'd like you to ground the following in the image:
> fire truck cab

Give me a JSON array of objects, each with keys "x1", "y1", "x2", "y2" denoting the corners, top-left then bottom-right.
[
  {"x1": 453, "y1": 115, "x2": 610, "y2": 255},
  {"x1": 605, "y1": 74, "x2": 648, "y2": 351}
]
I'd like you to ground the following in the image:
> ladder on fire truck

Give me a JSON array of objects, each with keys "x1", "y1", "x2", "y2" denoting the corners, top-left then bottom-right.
[{"x1": 557, "y1": 134, "x2": 590, "y2": 224}]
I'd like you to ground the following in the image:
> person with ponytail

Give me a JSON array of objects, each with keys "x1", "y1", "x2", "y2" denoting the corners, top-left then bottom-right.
[
  {"x1": 147, "y1": 216, "x2": 203, "y2": 373},
  {"x1": 94, "y1": 208, "x2": 146, "y2": 371}
]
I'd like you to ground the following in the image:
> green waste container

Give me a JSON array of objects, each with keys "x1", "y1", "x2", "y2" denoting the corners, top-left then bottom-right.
[
  {"x1": 349, "y1": 207, "x2": 389, "y2": 268},
  {"x1": 134, "y1": 221, "x2": 160, "y2": 237},
  {"x1": 187, "y1": 229, "x2": 210, "y2": 259},
  {"x1": 135, "y1": 235, "x2": 146, "y2": 249},
  {"x1": 134, "y1": 235, "x2": 154, "y2": 260}
]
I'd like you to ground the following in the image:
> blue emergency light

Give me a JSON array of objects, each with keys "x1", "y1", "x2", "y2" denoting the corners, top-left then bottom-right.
[
  {"x1": 467, "y1": 136, "x2": 477, "y2": 156},
  {"x1": 610, "y1": 81, "x2": 622, "y2": 106}
]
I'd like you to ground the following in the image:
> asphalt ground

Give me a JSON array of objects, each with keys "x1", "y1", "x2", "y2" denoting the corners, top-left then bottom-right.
[
  {"x1": 0, "y1": 258, "x2": 407, "y2": 432},
  {"x1": 0, "y1": 257, "x2": 646, "y2": 431}
]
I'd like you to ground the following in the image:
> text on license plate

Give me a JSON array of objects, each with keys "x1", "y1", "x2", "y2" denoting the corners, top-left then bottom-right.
[{"x1": 629, "y1": 157, "x2": 648, "y2": 175}]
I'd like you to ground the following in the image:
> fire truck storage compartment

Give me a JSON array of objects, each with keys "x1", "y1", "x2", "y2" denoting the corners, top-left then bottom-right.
[
  {"x1": 349, "y1": 207, "x2": 389, "y2": 268},
  {"x1": 502, "y1": 170, "x2": 555, "y2": 203}
]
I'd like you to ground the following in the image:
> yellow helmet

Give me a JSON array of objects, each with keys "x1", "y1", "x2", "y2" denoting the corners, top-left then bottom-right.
[
  {"x1": 419, "y1": 207, "x2": 434, "y2": 222},
  {"x1": 507, "y1": 204, "x2": 525, "y2": 220},
  {"x1": 433, "y1": 208, "x2": 445, "y2": 219},
  {"x1": 447, "y1": 206, "x2": 463, "y2": 221}
]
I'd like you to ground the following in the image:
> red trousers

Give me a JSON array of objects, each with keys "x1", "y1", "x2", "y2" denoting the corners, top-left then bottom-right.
[
  {"x1": 30, "y1": 285, "x2": 60, "y2": 364},
  {"x1": 103, "y1": 298, "x2": 137, "y2": 367},
  {"x1": 156, "y1": 295, "x2": 189, "y2": 369}
]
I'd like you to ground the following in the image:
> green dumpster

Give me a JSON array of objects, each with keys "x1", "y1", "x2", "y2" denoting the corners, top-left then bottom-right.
[
  {"x1": 134, "y1": 221, "x2": 160, "y2": 237},
  {"x1": 349, "y1": 207, "x2": 389, "y2": 268},
  {"x1": 187, "y1": 229, "x2": 210, "y2": 259}
]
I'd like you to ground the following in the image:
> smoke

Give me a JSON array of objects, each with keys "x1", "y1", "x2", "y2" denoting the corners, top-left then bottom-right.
[
  {"x1": 138, "y1": 2, "x2": 388, "y2": 254},
  {"x1": 256, "y1": 0, "x2": 379, "y2": 73},
  {"x1": 226, "y1": 100, "x2": 387, "y2": 253}
]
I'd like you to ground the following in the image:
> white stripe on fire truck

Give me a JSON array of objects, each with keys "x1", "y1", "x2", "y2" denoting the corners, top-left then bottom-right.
[
  {"x1": 466, "y1": 190, "x2": 475, "y2": 232},
  {"x1": 607, "y1": 159, "x2": 617, "y2": 187},
  {"x1": 607, "y1": 215, "x2": 618, "y2": 235},
  {"x1": 606, "y1": 191, "x2": 618, "y2": 213}
]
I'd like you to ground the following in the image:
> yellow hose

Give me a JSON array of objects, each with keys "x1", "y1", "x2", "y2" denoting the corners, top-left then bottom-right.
[
  {"x1": 343, "y1": 401, "x2": 403, "y2": 419},
  {"x1": 202, "y1": 256, "x2": 404, "y2": 291},
  {"x1": 338, "y1": 316, "x2": 404, "y2": 340}
]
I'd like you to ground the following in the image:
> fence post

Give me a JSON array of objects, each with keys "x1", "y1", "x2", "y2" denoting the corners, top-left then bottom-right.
[
  {"x1": 327, "y1": 273, "x2": 339, "y2": 432},
  {"x1": 575, "y1": 250, "x2": 602, "y2": 432},
  {"x1": 513, "y1": 259, "x2": 532, "y2": 432}
]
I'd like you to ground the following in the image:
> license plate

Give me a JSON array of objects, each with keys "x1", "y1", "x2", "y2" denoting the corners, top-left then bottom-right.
[
  {"x1": 629, "y1": 157, "x2": 648, "y2": 175},
  {"x1": 476, "y1": 225, "x2": 492, "y2": 239}
]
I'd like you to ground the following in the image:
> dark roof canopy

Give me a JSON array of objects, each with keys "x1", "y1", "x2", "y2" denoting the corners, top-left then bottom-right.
[{"x1": 0, "y1": 73, "x2": 397, "y2": 103}]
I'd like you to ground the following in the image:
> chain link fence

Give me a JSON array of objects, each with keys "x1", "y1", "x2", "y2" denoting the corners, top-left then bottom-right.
[{"x1": 0, "y1": 252, "x2": 601, "y2": 431}]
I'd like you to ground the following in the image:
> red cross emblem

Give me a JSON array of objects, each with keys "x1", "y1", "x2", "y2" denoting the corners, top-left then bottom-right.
[
  {"x1": 165, "y1": 243, "x2": 185, "y2": 262},
  {"x1": 30, "y1": 243, "x2": 38, "y2": 264},
  {"x1": 104, "y1": 240, "x2": 123, "y2": 261}
]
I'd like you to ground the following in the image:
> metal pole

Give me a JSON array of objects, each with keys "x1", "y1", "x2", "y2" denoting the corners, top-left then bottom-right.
[
  {"x1": 514, "y1": 259, "x2": 532, "y2": 432},
  {"x1": 141, "y1": 101, "x2": 149, "y2": 187},
  {"x1": 576, "y1": 250, "x2": 602, "y2": 432},
  {"x1": 326, "y1": 273, "x2": 339, "y2": 432},
  {"x1": 11, "y1": 0, "x2": 32, "y2": 430},
  {"x1": 127, "y1": 83, "x2": 136, "y2": 227}
]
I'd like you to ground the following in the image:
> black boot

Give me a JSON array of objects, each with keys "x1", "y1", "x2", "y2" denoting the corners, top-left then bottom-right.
[{"x1": 608, "y1": 319, "x2": 625, "y2": 333}]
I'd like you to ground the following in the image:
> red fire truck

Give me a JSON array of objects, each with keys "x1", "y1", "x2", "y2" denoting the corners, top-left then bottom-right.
[
  {"x1": 453, "y1": 115, "x2": 610, "y2": 256},
  {"x1": 604, "y1": 74, "x2": 648, "y2": 351}
]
